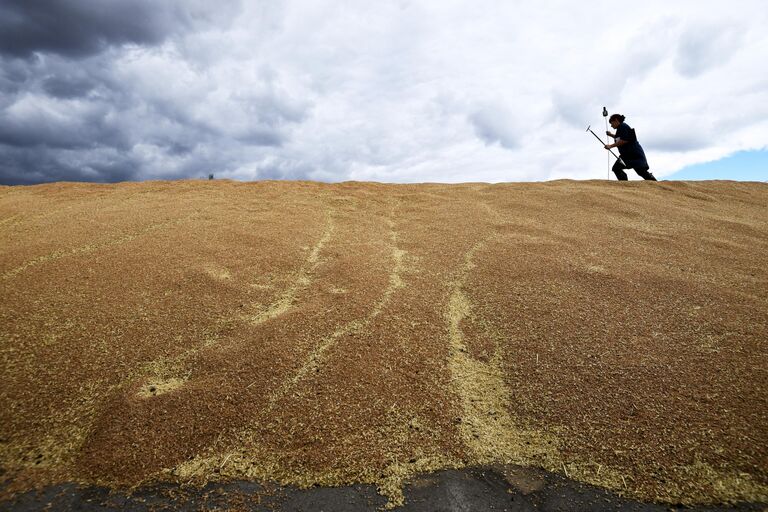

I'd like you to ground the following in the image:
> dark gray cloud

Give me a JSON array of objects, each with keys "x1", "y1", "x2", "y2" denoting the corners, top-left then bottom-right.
[
  {"x1": 0, "y1": 64, "x2": 306, "y2": 184},
  {"x1": 0, "y1": 92, "x2": 128, "y2": 150},
  {"x1": 42, "y1": 74, "x2": 96, "y2": 99},
  {"x1": 0, "y1": 145, "x2": 137, "y2": 185},
  {"x1": 0, "y1": 56, "x2": 34, "y2": 96},
  {"x1": 0, "y1": 0, "x2": 307, "y2": 186},
  {"x1": 0, "y1": 0, "x2": 193, "y2": 59}
]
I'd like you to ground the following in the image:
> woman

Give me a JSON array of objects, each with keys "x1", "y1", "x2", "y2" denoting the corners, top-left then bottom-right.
[{"x1": 605, "y1": 114, "x2": 657, "y2": 181}]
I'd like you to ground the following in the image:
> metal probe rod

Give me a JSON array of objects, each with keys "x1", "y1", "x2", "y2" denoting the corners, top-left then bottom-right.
[{"x1": 586, "y1": 125, "x2": 626, "y2": 166}]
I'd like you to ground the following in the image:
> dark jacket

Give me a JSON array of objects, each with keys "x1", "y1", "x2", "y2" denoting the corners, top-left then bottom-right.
[{"x1": 615, "y1": 122, "x2": 646, "y2": 161}]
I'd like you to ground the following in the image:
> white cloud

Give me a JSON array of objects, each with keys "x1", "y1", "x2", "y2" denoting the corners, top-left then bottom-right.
[{"x1": 674, "y1": 20, "x2": 744, "y2": 78}]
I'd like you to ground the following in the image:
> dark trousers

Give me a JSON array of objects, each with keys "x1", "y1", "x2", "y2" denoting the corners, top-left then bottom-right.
[{"x1": 612, "y1": 158, "x2": 656, "y2": 181}]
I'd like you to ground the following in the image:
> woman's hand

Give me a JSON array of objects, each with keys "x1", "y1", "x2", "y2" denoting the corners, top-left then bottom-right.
[{"x1": 604, "y1": 144, "x2": 613, "y2": 150}]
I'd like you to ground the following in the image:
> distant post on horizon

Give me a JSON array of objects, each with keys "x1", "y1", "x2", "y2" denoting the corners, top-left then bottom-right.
[{"x1": 208, "y1": 174, "x2": 214, "y2": 180}]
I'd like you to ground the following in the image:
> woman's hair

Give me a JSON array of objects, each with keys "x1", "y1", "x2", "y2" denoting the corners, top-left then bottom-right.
[{"x1": 609, "y1": 114, "x2": 626, "y2": 123}]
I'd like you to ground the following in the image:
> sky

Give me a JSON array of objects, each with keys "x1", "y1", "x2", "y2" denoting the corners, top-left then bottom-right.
[
  {"x1": 666, "y1": 150, "x2": 767, "y2": 181},
  {"x1": 1, "y1": 0, "x2": 767, "y2": 185}
]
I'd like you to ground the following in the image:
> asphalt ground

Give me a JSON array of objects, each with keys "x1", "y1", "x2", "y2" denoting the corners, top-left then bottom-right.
[{"x1": 2, "y1": 465, "x2": 765, "y2": 512}]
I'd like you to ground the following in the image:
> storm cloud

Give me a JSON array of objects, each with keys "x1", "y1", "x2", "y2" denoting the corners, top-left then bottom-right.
[
  {"x1": 0, "y1": 0, "x2": 235, "y2": 59},
  {"x1": 0, "y1": 1, "x2": 168, "y2": 59},
  {"x1": 1, "y1": 0, "x2": 767, "y2": 185}
]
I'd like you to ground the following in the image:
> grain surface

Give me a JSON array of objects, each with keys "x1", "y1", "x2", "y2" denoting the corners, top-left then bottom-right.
[{"x1": 1, "y1": 179, "x2": 766, "y2": 507}]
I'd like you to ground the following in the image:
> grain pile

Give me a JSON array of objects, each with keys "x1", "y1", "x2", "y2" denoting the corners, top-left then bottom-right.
[{"x1": 1, "y1": 179, "x2": 766, "y2": 508}]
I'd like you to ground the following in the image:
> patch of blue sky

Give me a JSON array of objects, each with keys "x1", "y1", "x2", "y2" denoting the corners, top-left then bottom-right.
[{"x1": 666, "y1": 149, "x2": 768, "y2": 181}]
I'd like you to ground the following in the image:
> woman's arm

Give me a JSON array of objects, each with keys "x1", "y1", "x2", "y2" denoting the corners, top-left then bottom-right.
[
  {"x1": 604, "y1": 139, "x2": 629, "y2": 149},
  {"x1": 605, "y1": 124, "x2": 632, "y2": 148}
]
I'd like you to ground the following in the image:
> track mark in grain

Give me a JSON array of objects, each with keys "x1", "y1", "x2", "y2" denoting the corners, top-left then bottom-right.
[
  {"x1": 1, "y1": 212, "x2": 203, "y2": 281},
  {"x1": 173, "y1": 201, "x2": 411, "y2": 482},
  {"x1": 0, "y1": 213, "x2": 22, "y2": 227},
  {"x1": 0, "y1": 204, "x2": 80, "y2": 232},
  {"x1": 445, "y1": 220, "x2": 560, "y2": 468},
  {"x1": 0, "y1": 379, "x2": 111, "y2": 472},
  {"x1": 383, "y1": 204, "x2": 407, "y2": 295},
  {"x1": 244, "y1": 209, "x2": 335, "y2": 325},
  {"x1": 18, "y1": 196, "x2": 319, "y2": 459},
  {"x1": 150, "y1": 208, "x2": 335, "y2": 369},
  {"x1": 268, "y1": 200, "x2": 406, "y2": 404},
  {"x1": 129, "y1": 208, "x2": 336, "y2": 398},
  {"x1": 267, "y1": 319, "x2": 363, "y2": 406}
]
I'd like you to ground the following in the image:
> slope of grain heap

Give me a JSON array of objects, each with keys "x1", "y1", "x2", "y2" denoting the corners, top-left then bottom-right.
[{"x1": 1, "y1": 179, "x2": 766, "y2": 508}]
